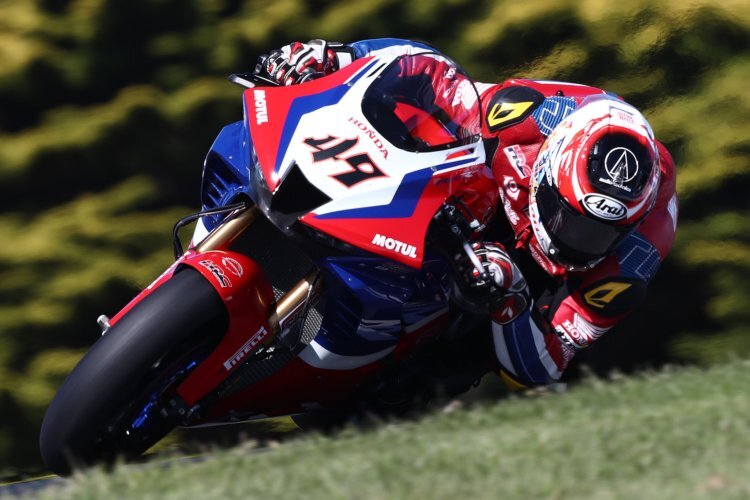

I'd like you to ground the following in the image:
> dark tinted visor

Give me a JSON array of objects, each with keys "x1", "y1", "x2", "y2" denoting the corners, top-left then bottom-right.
[{"x1": 536, "y1": 174, "x2": 635, "y2": 266}]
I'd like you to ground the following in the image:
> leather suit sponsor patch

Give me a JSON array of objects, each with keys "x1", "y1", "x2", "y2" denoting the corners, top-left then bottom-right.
[
  {"x1": 486, "y1": 86, "x2": 545, "y2": 132},
  {"x1": 581, "y1": 277, "x2": 646, "y2": 317}
]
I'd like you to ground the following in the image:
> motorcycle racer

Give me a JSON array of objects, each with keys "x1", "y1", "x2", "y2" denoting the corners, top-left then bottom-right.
[{"x1": 253, "y1": 38, "x2": 679, "y2": 389}]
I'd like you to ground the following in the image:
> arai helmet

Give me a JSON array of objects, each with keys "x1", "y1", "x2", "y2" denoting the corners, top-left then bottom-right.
[{"x1": 528, "y1": 95, "x2": 661, "y2": 270}]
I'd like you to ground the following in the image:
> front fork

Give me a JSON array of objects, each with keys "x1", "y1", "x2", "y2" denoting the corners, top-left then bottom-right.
[
  {"x1": 108, "y1": 204, "x2": 322, "y2": 417},
  {"x1": 195, "y1": 205, "x2": 322, "y2": 338},
  {"x1": 181, "y1": 205, "x2": 323, "y2": 408}
]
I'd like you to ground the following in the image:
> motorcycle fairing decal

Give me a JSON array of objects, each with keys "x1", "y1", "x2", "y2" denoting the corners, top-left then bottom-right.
[
  {"x1": 272, "y1": 86, "x2": 350, "y2": 175},
  {"x1": 298, "y1": 304, "x2": 448, "y2": 371},
  {"x1": 247, "y1": 57, "x2": 379, "y2": 192},
  {"x1": 186, "y1": 233, "x2": 452, "y2": 411},
  {"x1": 198, "y1": 259, "x2": 232, "y2": 287},
  {"x1": 306, "y1": 257, "x2": 449, "y2": 364},
  {"x1": 201, "y1": 298, "x2": 449, "y2": 419},
  {"x1": 302, "y1": 135, "x2": 388, "y2": 188},
  {"x1": 246, "y1": 54, "x2": 491, "y2": 267},
  {"x1": 312, "y1": 259, "x2": 405, "y2": 357},
  {"x1": 222, "y1": 325, "x2": 268, "y2": 371},
  {"x1": 175, "y1": 251, "x2": 275, "y2": 406},
  {"x1": 302, "y1": 162, "x2": 493, "y2": 268},
  {"x1": 311, "y1": 155, "x2": 478, "y2": 220},
  {"x1": 298, "y1": 341, "x2": 396, "y2": 371}
]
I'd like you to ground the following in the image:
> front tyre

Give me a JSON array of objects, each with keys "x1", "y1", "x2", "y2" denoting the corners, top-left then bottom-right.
[{"x1": 39, "y1": 268, "x2": 227, "y2": 475}]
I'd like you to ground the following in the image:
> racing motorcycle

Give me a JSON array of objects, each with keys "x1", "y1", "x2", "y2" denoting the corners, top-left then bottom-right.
[{"x1": 39, "y1": 52, "x2": 502, "y2": 475}]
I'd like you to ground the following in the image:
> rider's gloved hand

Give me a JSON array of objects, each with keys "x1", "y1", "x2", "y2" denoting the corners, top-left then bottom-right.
[
  {"x1": 255, "y1": 40, "x2": 339, "y2": 86},
  {"x1": 462, "y1": 242, "x2": 530, "y2": 323}
]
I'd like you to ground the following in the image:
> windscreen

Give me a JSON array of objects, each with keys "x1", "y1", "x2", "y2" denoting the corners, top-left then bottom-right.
[{"x1": 361, "y1": 53, "x2": 482, "y2": 152}]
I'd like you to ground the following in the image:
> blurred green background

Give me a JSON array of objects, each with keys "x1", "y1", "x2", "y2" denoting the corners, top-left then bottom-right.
[{"x1": 0, "y1": 0, "x2": 748, "y2": 473}]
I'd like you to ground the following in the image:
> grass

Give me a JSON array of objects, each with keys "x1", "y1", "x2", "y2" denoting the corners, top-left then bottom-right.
[{"x1": 39, "y1": 357, "x2": 750, "y2": 499}]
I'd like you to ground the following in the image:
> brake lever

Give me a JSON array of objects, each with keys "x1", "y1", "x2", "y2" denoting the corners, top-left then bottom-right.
[
  {"x1": 440, "y1": 204, "x2": 492, "y2": 284},
  {"x1": 461, "y1": 240, "x2": 492, "y2": 284}
]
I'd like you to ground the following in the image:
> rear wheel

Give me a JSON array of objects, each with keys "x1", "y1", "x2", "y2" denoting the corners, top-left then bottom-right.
[{"x1": 39, "y1": 268, "x2": 228, "y2": 475}]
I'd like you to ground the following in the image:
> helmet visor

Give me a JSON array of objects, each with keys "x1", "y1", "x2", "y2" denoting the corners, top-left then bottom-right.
[{"x1": 536, "y1": 174, "x2": 635, "y2": 266}]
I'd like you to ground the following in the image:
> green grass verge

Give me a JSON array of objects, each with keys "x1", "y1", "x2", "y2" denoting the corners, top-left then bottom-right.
[{"x1": 42, "y1": 358, "x2": 750, "y2": 499}]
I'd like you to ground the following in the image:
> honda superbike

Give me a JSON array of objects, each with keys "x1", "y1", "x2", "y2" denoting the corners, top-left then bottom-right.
[{"x1": 40, "y1": 52, "x2": 501, "y2": 475}]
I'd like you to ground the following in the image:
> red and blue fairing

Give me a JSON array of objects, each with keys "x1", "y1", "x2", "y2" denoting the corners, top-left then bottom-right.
[
  {"x1": 186, "y1": 54, "x2": 498, "y2": 409},
  {"x1": 200, "y1": 54, "x2": 496, "y2": 268}
]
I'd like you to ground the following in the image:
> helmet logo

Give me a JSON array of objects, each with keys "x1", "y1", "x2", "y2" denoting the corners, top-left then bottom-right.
[
  {"x1": 582, "y1": 194, "x2": 627, "y2": 221},
  {"x1": 601, "y1": 147, "x2": 638, "y2": 192}
]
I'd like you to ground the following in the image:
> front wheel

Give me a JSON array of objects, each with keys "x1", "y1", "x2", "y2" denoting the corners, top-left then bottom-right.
[{"x1": 39, "y1": 268, "x2": 228, "y2": 475}]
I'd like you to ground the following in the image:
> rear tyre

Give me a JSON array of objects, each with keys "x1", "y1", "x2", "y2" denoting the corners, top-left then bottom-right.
[{"x1": 39, "y1": 268, "x2": 227, "y2": 475}]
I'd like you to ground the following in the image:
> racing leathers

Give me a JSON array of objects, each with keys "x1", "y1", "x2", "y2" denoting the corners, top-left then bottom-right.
[{"x1": 258, "y1": 38, "x2": 679, "y2": 388}]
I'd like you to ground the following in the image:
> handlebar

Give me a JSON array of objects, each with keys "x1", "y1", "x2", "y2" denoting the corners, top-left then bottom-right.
[
  {"x1": 228, "y1": 72, "x2": 281, "y2": 89},
  {"x1": 433, "y1": 203, "x2": 491, "y2": 283}
]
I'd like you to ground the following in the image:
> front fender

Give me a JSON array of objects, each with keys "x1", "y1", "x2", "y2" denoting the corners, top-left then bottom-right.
[{"x1": 175, "y1": 250, "x2": 275, "y2": 406}]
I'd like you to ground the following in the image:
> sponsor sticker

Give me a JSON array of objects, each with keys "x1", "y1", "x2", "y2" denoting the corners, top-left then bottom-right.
[
  {"x1": 222, "y1": 326, "x2": 268, "y2": 371},
  {"x1": 502, "y1": 175, "x2": 520, "y2": 200},
  {"x1": 503, "y1": 145, "x2": 529, "y2": 178},
  {"x1": 560, "y1": 320, "x2": 586, "y2": 348},
  {"x1": 583, "y1": 281, "x2": 632, "y2": 309},
  {"x1": 503, "y1": 198, "x2": 520, "y2": 225},
  {"x1": 615, "y1": 109, "x2": 635, "y2": 124},
  {"x1": 558, "y1": 315, "x2": 608, "y2": 349},
  {"x1": 371, "y1": 233, "x2": 417, "y2": 259},
  {"x1": 485, "y1": 86, "x2": 544, "y2": 132},
  {"x1": 582, "y1": 194, "x2": 627, "y2": 221},
  {"x1": 304, "y1": 135, "x2": 387, "y2": 188},
  {"x1": 492, "y1": 292, "x2": 528, "y2": 324},
  {"x1": 253, "y1": 90, "x2": 268, "y2": 125},
  {"x1": 199, "y1": 260, "x2": 232, "y2": 288},
  {"x1": 599, "y1": 147, "x2": 639, "y2": 192},
  {"x1": 348, "y1": 117, "x2": 389, "y2": 158},
  {"x1": 221, "y1": 257, "x2": 244, "y2": 278}
]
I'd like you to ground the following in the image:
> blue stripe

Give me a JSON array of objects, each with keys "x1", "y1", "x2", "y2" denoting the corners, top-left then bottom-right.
[
  {"x1": 314, "y1": 156, "x2": 477, "y2": 220},
  {"x1": 345, "y1": 57, "x2": 380, "y2": 85},
  {"x1": 273, "y1": 59, "x2": 380, "y2": 174},
  {"x1": 503, "y1": 310, "x2": 550, "y2": 385},
  {"x1": 350, "y1": 39, "x2": 435, "y2": 58}
]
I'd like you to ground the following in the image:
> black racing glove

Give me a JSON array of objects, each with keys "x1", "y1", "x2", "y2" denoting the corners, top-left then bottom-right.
[{"x1": 456, "y1": 242, "x2": 530, "y2": 323}]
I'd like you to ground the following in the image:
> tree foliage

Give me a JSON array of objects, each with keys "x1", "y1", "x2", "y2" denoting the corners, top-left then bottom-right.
[{"x1": 0, "y1": 0, "x2": 748, "y2": 471}]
